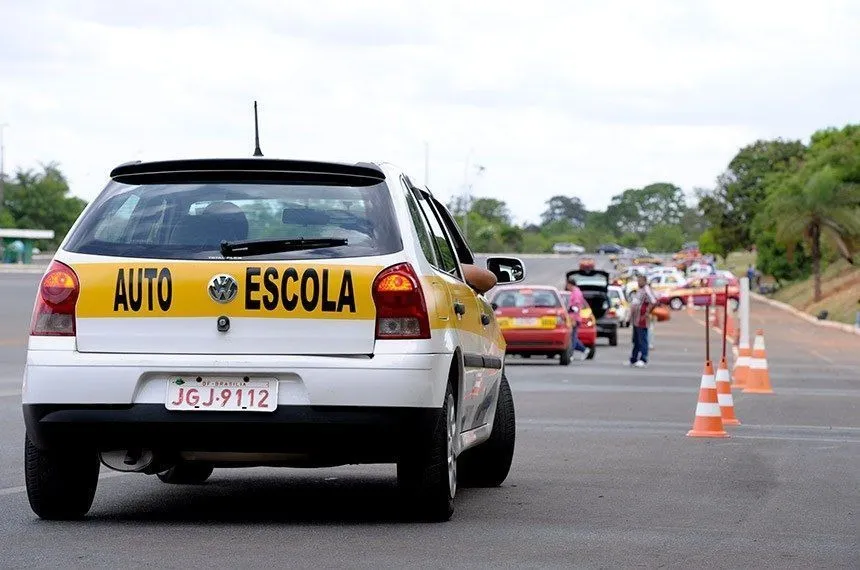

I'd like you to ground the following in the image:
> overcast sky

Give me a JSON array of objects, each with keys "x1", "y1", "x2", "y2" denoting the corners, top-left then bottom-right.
[{"x1": 2, "y1": 0, "x2": 859, "y2": 224}]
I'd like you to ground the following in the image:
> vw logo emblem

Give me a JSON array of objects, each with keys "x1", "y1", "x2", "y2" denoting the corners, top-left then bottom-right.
[{"x1": 208, "y1": 274, "x2": 238, "y2": 304}]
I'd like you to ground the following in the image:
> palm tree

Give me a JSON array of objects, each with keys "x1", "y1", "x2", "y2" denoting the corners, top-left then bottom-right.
[{"x1": 767, "y1": 165, "x2": 860, "y2": 301}]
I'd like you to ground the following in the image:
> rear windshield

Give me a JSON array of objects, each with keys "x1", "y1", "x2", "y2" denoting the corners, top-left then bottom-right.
[
  {"x1": 64, "y1": 181, "x2": 402, "y2": 260},
  {"x1": 492, "y1": 289, "x2": 561, "y2": 309},
  {"x1": 568, "y1": 273, "x2": 608, "y2": 288}
]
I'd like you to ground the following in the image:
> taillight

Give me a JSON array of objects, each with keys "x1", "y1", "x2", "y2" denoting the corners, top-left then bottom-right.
[
  {"x1": 30, "y1": 261, "x2": 79, "y2": 336},
  {"x1": 372, "y1": 262, "x2": 431, "y2": 340}
]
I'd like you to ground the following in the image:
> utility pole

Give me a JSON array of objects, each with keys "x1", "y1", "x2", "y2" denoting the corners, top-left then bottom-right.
[{"x1": 0, "y1": 123, "x2": 7, "y2": 209}]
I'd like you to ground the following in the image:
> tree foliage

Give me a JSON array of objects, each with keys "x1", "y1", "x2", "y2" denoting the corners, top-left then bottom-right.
[
  {"x1": 699, "y1": 139, "x2": 806, "y2": 253},
  {"x1": 1, "y1": 163, "x2": 88, "y2": 248}
]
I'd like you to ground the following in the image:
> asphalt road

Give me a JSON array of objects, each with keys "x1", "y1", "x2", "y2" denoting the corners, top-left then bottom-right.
[{"x1": 1, "y1": 258, "x2": 858, "y2": 569}]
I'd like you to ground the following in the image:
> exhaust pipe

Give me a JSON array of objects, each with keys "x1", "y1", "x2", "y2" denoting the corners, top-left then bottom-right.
[{"x1": 100, "y1": 449, "x2": 157, "y2": 473}]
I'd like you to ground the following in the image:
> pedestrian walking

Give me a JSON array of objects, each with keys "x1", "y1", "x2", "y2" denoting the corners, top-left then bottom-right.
[
  {"x1": 566, "y1": 280, "x2": 595, "y2": 360},
  {"x1": 629, "y1": 274, "x2": 657, "y2": 368}
]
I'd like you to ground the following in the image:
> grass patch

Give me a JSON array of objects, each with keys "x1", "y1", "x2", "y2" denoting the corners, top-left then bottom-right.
[
  {"x1": 721, "y1": 252, "x2": 859, "y2": 325},
  {"x1": 773, "y1": 260, "x2": 860, "y2": 325},
  {"x1": 723, "y1": 251, "x2": 756, "y2": 278}
]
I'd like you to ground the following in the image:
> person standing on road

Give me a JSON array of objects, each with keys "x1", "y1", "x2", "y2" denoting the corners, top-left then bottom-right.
[
  {"x1": 629, "y1": 274, "x2": 657, "y2": 368},
  {"x1": 566, "y1": 280, "x2": 594, "y2": 360}
]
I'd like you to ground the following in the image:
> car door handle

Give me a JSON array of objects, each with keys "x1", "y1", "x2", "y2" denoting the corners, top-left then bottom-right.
[
  {"x1": 453, "y1": 301, "x2": 466, "y2": 316},
  {"x1": 480, "y1": 313, "x2": 491, "y2": 326}
]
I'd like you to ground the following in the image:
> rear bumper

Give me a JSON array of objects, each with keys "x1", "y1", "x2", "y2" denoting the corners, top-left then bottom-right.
[
  {"x1": 22, "y1": 348, "x2": 452, "y2": 408},
  {"x1": 501, "y1": 328, "x2": 570, "y2": 353},
  {"x1": 23, "y1": 403, "x2": 438, "y2": 462},
  {"x1": 577, "y1": 326, "x2": 597, "y2": 346},
  {"x1": 596, "y1": 320, "x2": 618, "y2": 338}
]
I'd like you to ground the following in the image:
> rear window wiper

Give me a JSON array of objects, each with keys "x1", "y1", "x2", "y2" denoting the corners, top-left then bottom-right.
[{"x1": 220, "y1": 237, "x2": 348, "y2": 257}]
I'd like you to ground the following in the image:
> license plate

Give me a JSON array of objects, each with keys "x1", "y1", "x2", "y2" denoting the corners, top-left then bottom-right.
[
  {"x1": 165, "y1": 377, "x2": 278, "y2": 412},
  {"x1": 513, "y1": 317, "x2": 539, "y2": 327}
]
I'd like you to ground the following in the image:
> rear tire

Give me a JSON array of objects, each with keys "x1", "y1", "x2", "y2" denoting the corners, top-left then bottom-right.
[
  {"x1": 398, "y1": 382, "x2": 456, "y2": 522},
  {"x1": 157, "y1": 463, "x2": 214, "y2": 484},
  {"x1": 609, "y1": 331, "x2": 618, "y2": 346},
  {"x1": 669, "y1": 297, "x2": 684, "y2": 311},
  {"x1": 559, "y1": 349, "x2": 571, "y2": 366},
  {"x1": 25, "y1": 435, "x2": 100, "y2": 520},
  {"x1": 586, "y1": 346, "x2": 596, "y2": 360},
  {"x1": 459, "y1": 375, "x2": 516, "y2": 488}
]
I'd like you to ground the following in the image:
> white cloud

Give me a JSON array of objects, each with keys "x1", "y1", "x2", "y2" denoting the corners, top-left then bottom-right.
[{"x1": 1, "y1": 0, "x2": 859, "y2": 224}]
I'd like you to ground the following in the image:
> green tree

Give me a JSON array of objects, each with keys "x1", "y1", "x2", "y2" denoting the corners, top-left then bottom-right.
[
  {"x1": 604, "y1": 183, "x2": 687, "y2": 236},
  {"x1": 3, "y1": 163, "x2": 88, "y2": 248},
  {"x1": 644, "y1": 224, "x2": 685, "y2": 253},
  {"x1": 470, "y1": 198, "x2": 511, "y2": 225},
  {"x1": 697, "y1": 229, "x2": 725, "y2": 259},
  {"x1": 699, "y1": 139, "x2": 806, "y2": 252},
  {"x1": 765, "y1": 165, "x2": 860, "y2": 300},
  {"x1": 540, "y1": 195, "x2": 587, "y2": 228}
]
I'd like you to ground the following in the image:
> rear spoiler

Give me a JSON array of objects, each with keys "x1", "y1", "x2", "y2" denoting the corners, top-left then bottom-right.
[{"x1": 109, "y1": 158, "x2": 386, "y2": 186}]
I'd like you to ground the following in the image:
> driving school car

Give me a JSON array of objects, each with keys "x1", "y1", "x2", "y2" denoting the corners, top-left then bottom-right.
[
  {"x1": 491, "y1": 285, "x2": 573, "y2": 365},
  {"x1": 22, "y1": 157, "x2": 525, "y2": 522},
  {"x1": 658, "y1": 275, "x2": 740, "y2": 311}
]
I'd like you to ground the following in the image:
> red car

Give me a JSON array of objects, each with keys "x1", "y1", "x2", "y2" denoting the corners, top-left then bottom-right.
[
  {"x1": 559, "y1": 290, "x2": 597, "y2": 351},
  {"x1": 491, "y1": 285, "x2": 573, "y2": 365},
  {"x1": 659, "y1": 275, "x2": 740, "y2": 311}
]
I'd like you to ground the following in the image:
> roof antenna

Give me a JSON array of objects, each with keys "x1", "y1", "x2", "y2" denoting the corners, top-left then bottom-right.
[{"x1": 252, "y1": 101, "x2": 263, "y2": 157}]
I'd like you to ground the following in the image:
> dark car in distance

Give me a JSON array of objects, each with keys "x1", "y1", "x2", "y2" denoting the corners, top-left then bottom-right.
[{"x1": 565, "y1": 268, "x2": 619, "y2": 346}]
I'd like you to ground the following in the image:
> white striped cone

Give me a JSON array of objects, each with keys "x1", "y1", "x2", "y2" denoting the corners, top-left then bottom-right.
[
  {"x1": 716, "y1": 358, "x2": 740, "y2": 425},
  {"x1": 732, "y1": 341, "x2": 751, "y2": 389},
  {"x1": 744, "y1": 330, "x2": 773, "y2": 394},
  {"x1": 687, "y1": 361, "x2": 729, "y2": 438}
]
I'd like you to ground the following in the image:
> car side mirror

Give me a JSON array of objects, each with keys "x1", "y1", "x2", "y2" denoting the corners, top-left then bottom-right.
[{"x1": 485, "y1": 256, "x2": 525, "y2": 284}]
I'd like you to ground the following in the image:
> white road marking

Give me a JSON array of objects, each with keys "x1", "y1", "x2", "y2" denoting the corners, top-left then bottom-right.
[{"x1": 810, "y1": 349, "x2": 835, "y2": 364}]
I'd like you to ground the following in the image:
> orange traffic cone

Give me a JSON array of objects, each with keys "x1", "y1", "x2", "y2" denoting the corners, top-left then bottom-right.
[
  {"x1": 732, "y1": 342, "x2": 751, "y2": 389},
  {"x1": 743, "y1": 329, "x2": 774, "y2": 394},
  {"x1": 725, "y1": 311, "x2": 737, "y2": 341},
  {"x1": 687, "y1": 361, "x2": 729, "y2": 438},
  {"x1": 715, "y1": 358, "x2": 740, "y2": 426}
]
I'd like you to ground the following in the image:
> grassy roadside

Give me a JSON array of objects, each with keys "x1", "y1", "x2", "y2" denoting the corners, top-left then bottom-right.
[{"x1": 723, "y1": 252, "x2": 859, "y2": 325}]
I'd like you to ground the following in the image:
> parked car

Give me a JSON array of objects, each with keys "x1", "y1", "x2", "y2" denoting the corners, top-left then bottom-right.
[
  {"x1": 596, "y1": 243, "x2": 623, "y2": 255},
  {"x1": 559, "y1": 290, "x2": 598, "y2": 354},
  {"x1": 648, "y1": 272, "x2": 687, "y2": 293},
  {"x1": 491, "y1": 285, "x2": 573, "y2": 365},
  {"x1": 607, "y1": 285, "x2": 631, "y2": 327},
  {"x1": 552, "y1": 242, "x2": 585, "y2": 254},
  {"x1": 658, "y1": 275, "x2": 740, "y2": 311},
  {"x1": 565, "y1": 268, "x2": 619, "y2": 346}
]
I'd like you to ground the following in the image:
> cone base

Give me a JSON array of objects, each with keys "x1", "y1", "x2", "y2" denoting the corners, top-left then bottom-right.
[
  {"x1": 686, "y1": 430, "x2": 729, "y2": 438},
  {"x1": 742, "y1": 388, "x2": 774, "y2": 394},
  {"x1": 721, "y1": 418, "x2": 741, "y2": 426}
]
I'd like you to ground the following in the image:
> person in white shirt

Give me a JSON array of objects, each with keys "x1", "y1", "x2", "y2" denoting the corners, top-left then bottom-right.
[{"x1": 628, "y1": 274, "x2": 657, "y2": 368}]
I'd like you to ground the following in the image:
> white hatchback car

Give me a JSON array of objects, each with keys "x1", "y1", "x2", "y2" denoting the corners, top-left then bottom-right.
[{"x1": 22, "y1": 157, "x2": 525, "y2": 522}]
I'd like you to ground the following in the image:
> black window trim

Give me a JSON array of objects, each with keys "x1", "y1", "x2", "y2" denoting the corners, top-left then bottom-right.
[
  {"x1": 403, "y1": 177, "x2": 464, "y2": 281},
  {"x1": 399, "y1": 175, "x2": 440, "y2": 267}
]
